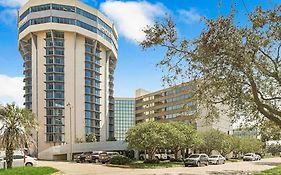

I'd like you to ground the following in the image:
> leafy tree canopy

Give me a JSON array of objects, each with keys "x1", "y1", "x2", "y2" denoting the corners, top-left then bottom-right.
[{"x1": 141, "y1": 5, "x2": 281, "y2": 127}]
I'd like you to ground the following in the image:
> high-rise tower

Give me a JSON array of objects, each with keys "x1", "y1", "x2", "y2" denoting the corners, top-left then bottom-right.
[{"x1": 18, "y1": 0, "x2": 117, "y2": 155}]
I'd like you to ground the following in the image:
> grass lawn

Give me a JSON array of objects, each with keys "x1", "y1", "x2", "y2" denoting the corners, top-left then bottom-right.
[
  {"x1": 0, "y1": 166, "x2": 59, "y2": 175},
  {"x1": 255, "y1": 164, "x2": 281, "y2": 175},
  {"x1": 107, "y1": 160, "x2": 184, "y2": 169}
]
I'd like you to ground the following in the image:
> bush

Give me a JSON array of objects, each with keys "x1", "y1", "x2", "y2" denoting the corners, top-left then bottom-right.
[
  {"x1": 109, "y1": 155, "x2": 132, "y2": 165},
  {"x1": 169, "y1": 158, "x2": 183, "y2": 162},
  {"x1": 143, "y1": 159, "x2": 160, "y2": 164}
]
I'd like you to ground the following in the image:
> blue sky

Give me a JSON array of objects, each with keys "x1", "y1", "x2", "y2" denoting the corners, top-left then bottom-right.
[{"x1": 0, "y1": 0, "x2": 279, "y2": 105}]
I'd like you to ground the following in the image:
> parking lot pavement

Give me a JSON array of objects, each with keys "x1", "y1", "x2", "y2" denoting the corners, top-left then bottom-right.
[{"x1": 38, "y1": 157, "x2": 281, "y2": 175}]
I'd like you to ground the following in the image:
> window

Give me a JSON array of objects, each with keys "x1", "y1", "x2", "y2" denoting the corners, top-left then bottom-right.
[
  {"x1": 20, "y1": 9, "x2": 30, "y2": 21},
  {"x1": 54, "y1": 75, "x2": 64, "y2": 81},
  {"x1": 54, "y1": 49, "x2": 64, "y2": 55},
  {"x1": 85, "y1": 63, "x2": 92, "y2": 69},
  {"x1": 31, "y1": 4, "x2": 51, "y2": 12},
  {"x1": 85, "y1": 70, "x2": 92, "y2": 77},
  {"x1": 76, "y1": 8, "x2": 97, "y2": 21},
  {"x1": 85, "y1": 54, "x2": 92, "y2": 62},
  {"x1": 85, "y1": 95, "x2": 91, "y2": 102},
  {"x1": 30, "y1": 17, "x2": 51, "y2": 25},
  {"x1": 52, "y1": 4, "x2": 75, "y2": 12},
  {"x1": 52, "y1": 17, "x2": 75, "y2": 25}
]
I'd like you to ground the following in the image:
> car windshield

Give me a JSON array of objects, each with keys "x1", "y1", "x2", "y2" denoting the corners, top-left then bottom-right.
[
  {"x1": 209, "y1": 156, "x2": 219, "y2": 158},
  {"x1": 245, "y1": 154, "x2": 253, "y2": 156},
  {"x1": 188, "y1": 155, "x2": 200, "y2": 158}
]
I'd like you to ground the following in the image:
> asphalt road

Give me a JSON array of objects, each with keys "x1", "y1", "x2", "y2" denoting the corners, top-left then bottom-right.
[{"x1": 39, "y1": 157, "x2": 281, "y2": 175}]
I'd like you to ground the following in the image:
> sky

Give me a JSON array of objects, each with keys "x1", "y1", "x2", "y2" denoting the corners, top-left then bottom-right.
[{"x1": 0, "y1": 0, "x2": 279, "y2": 106}]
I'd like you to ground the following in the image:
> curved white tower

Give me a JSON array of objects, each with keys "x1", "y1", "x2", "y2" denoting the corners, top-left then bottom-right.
[{"x1": 18, "y1": 0, "x2": 117, "y2": 156}]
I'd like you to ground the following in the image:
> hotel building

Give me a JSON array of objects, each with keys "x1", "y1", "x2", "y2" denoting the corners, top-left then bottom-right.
[
  {"x1": 114, "y1": 98, "x2": 135, "y2": 141},
  {"x1": 135, "y1": 83, "x2": 232, "y2": 133},
  {"x1": 18, "y1": 0, "x2": 118, "y2": 156}
]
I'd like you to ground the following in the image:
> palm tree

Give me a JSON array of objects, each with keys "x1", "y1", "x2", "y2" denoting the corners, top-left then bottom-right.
[{"x1": 0, "y1": 103, "x2": 37, "y2": 168}]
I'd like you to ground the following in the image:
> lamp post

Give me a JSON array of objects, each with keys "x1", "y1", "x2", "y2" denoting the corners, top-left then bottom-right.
[{"x1": 66, "y1": 102, "x2": 73, "y2": 161}]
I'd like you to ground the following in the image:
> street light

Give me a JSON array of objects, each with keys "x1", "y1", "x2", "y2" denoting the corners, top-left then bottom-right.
[{"x1": 66, "y1": 102, "x2": 73, "y2": 161}]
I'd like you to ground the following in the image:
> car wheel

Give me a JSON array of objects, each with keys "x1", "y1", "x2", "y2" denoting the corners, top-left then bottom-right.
[
  {"x1": 197, "y1": 161, "x2": 200, "y2": 167},
  {"x1": 25, "y1": 162, "x2": 33, "y2": 166},
  {"x1": 184, "y1": 164, "x2": 188, "y2": 167}
]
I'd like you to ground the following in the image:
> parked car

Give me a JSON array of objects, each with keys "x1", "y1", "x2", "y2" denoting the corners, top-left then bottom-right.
[
  {"x1": 255, "y1": 154, "x2": 261, "y2": 161},
  {"x1": 99, "y1": 152, "x2": 120, "y2": 164},
  {"x1": 74, "y1": 152, "x2": 92, "y2": 163},
  {"x1": 2, "y1": 154, "x2": 37, "y2": 167},
  {"x1": 208, "y1": 155, "x2": 226, "y2": 165},
  {"x1": 243, "y1": 153, "x2": 256, "y2": 161},
  {"x1": 85, "y1": 151, "x2": 103, "y2": 163},
  {"x1": 184, "y1": 154, "x2": 209, "y2": 167}
]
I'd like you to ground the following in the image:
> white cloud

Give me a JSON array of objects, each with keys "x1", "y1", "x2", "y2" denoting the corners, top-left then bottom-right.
[
  {"x1": 178, "y1": 8, "x2": 201, "y2": 24},
  {"x1": 100, "y1": 0, "x2": 166, "y2": 42},
  {"x1": 0, "y1": 0, "x2": 27, "y2": 7},
  {"x1": 0, "y1": 9, "x2": 17, "y2": 25},
  {"x1": 0, "y1": 75, "x2": 24, "y2": 107}
]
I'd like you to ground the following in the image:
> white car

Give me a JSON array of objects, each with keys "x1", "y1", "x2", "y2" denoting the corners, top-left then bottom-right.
[
  {"x1": 3, "y1": 154, "x2": 38, "y2": 167},
  {"x1": 208, "y1": 155, "x2": 226, "y2": 165},
  {"x1": 243, "y1": 153, "x2": 256, "y2": 161}
]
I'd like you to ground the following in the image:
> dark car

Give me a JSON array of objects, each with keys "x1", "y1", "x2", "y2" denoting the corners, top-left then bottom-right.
[
  {"x1": 74, "y1": 152, "x2": 92, "y2": 163},
  {"x1": 85, "y1": 151, "x2": 103, "y2": 163},
  {"x1": 99, "y1": 152, "x2": 120, "y2": 164},
  {"x1": 184, "y1": 154, "x2": 209, "y2": 167}
]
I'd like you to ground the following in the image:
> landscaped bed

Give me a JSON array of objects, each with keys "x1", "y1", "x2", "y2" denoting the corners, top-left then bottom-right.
[
  {"x1": 0, "y1": 166, "x2": 59, "y2": 175},
  {"x1": 255, "y1": 164, "x2": 281, "y2": 175},
  {"x1": 106, "y1": 160, "x2": 184, "y2": 169}
]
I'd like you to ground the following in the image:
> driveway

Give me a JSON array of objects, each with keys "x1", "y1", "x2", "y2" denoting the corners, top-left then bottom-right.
[{"x1": 39, "y1": 157, "x2": 281, "y2": 175}]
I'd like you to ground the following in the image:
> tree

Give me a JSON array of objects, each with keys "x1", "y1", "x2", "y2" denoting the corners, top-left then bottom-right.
[
  {"x1": 238, "y1": 138, "x2": 264, "y2": 154},
  {"x1": 166, "y1": 122, "x2": 198, "y2": 159},
  {"x1": 0, "y1": 104, "x2": 37, "y2": 168},
  {"x1": 141, "y1": 5, "x2": 281, "y2": 127},
  {"x1": 198, "y1": 129, "x2": 226, "y2": 155},
  {"x1": 259, "y1": 120, "x2": 281, "y2": 142},
  {"x1": 220, "y1": 135, "x2": 237, "y2": 157},
  {"x1": 85, "y1": 133, "x2": 96, "y2": 142},
  {"x1": 125, "y1": 122, "x2": 172, "y2": 160}
]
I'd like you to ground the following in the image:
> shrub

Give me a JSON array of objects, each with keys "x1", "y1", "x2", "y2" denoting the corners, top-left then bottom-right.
[
  {"x1": 109, "y1": 155, "x2": 132, "y2": 165},
  {"x1": 169, "y1": 158, "x2": 183, "y2": 162},
  {"x1": 143, "y1": 159, "x2": 160, "y2": 164}
]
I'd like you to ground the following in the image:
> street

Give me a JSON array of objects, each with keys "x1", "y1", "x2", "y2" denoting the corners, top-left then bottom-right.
[{"x1": 39, "y1": 157, "x2": 281, "y2": 175}]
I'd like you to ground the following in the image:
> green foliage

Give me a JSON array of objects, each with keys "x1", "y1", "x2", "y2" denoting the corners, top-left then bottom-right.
[
  {"x1": 198, "y1": 129, "x2": 227, "y2": 155},
  {"x1": 255, "y1": 164, "x2": 281, "y2": 175},
  {"x1": 0, "y1": 104, "x2": 37, "y2": 168},
  {"x1": 126, "y1": 121, "x2": 198, "y2": 160},
  {"x1": 266, "y1": 144, "x2": 281, "y2": 156},
  {"x1": 85, "y1": 133, "x2": 96, "y2": 142},
  {"x1": 0, "y1": 167, "x2": 58, "y2": 175},
  {"x1": 109, "y1": 155, "x2": 132, "y2": 165},
  {"x1": 125, "y1": 121, "x2": 173, "y2": 160},
  {"x1": 143, "y1": 159, "x2": 160, "y2": 164},
  {"x1": 141, "y1": 5, "x2": 281, "y2": 127},
  {"x1": 259, "y1": 120, "x2": 281, "y2": 142},
  {"x1": 165, "y1": 122, "x2": 198, "y2": 159},
  {"x1": 237, "y1": 138, "x2": 264, "y2": 154}
]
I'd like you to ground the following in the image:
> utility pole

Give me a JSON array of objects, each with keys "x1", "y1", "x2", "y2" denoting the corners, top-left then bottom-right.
[{"x1": 66, "y1": 102, "x2": 73, "y2": 161}]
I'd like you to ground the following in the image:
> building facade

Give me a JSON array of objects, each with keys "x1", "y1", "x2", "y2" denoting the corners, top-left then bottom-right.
[
  {"x1": 18, "y1": 0, "x2": 118, "y2": 156},
  {"x1": 135, "y1": 83, "x2": 232, "y2": 133},
  {"x1": 114, "y1": 98, "x2": 135, "y2": 141}
]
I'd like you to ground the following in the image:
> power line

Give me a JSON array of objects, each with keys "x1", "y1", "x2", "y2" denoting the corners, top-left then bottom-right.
[{"x1": 241, "y1": 0, "x2": 250, "y2": 16}]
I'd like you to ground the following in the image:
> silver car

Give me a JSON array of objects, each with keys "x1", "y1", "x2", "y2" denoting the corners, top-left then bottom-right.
[
  {"x1": 184, "y1": 154, "x2": 209, "y2": 167},
  {"x1": 243, "y1": 153, "x2": 256, "y2": 161},
  {"x1": 208, "y1": 155, "x2": 226, "y2": 165}
]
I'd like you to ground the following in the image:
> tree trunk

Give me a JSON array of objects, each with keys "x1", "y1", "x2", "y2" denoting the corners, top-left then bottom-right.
[
  {"x1": 6, "y1": 145, "x2": 14, "y2": 168},
  {"x1": 174, "y1": 147, "x2": 179, "y2": 160}
]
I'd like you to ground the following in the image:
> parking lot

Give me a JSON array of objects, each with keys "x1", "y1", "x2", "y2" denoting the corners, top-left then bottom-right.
[{"x1": 39, "y1": 157, "x2": 281, "y2": 175}]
